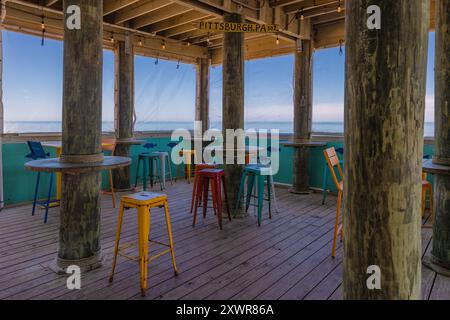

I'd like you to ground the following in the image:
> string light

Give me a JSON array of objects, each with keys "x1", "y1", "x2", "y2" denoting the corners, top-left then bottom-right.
[
  {"x1": 300, "y1": 8, "x2": 304, "y2": 21},
  {"x1": 138, "y1": 37, "x2": 143, "y2": 46},
  {"x1": 110, "y1": 32, "x2": 115, "y2": 43},
  {"x1": 187, "y1": 41, "x2": 191, "y2": 47},
  {"x1": 337, "y1": 1, "x2": 341, "y2": 13},
  {"x1": 41, "y1": 15, "x2": 45, "y2": 46},
  {"x1": 161, "y1": 41, "x2": 166, "y2": 49},
  {"x1": 276, "y1": 35, "x2": 280, "y2": 45}
]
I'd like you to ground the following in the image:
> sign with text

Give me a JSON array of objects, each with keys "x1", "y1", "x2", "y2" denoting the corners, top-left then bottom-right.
[{"x1": 194, "y1": 21, "x2": 279, "y2": 33}]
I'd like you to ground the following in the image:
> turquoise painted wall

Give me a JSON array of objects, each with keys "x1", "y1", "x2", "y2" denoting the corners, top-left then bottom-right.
[{"x1": 1, "y1": 139, "x2": 435, "y2": 206}]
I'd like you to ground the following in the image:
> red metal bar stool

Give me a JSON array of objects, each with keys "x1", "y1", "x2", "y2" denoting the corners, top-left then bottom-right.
[
  {"x1": 193, "y1": 169, "x2": 231, "y2": 230},
  {"x1": 190, "y1": 163, "x2": 219, "y2": 213}
]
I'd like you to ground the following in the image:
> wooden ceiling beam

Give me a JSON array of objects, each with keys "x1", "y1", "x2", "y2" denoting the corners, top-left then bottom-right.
[
  {"x1": 112, "y1": 0, "x2": 173, "y2": 24},
  {"x1": 155, "y1": 13, "x2": 212, "y2": 36},
  {"x1": 284, "y1": 0, "x2": 342, "y2": 14},
  {"x1": 269, "y1": 0, "x2": 305, "y2": 7},
  {"x1": 173, "y1": 0, "x2": 298, "y2": 42},
  {"x1": 104, "y1": 0, "x2": 140, "y2": 16},
  {"x1": 4, "y1": 1, "x2": 208, "y2": 62},
  {"x1": 45, "y1": 0, "x2": 60, "y2": 7},
  {"x1": 131, "y1": 4, "x2": 191, "y2": 29}
]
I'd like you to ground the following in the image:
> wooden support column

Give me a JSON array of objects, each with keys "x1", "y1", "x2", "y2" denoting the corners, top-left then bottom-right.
[
  {"x1": 291, "y1": 37, "x2": 313, "y2": 194},
  {"x1": 429, "y1": 0, "x2": 450, "y2": 274},
  {"x1": 222, "y1": 12, "x2": 245, "y2": 216},
  {"x1": 113, "y1": 32, "x2": 134, "y2": 190},
  {"x1": 343, "y1": 1, "x2": 429, "y2": 299},
  {"x1": 57, "y1": 0, "x2": 104, "y2": 272},
  {"x1": 195, "y1": 57, "x2": 210, "y2": 136}
]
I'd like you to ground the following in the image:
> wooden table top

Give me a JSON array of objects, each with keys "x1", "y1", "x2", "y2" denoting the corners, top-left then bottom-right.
[
  {"x1": 423, "y1": 159, "x2": 450, "y2": 176},
  {"x1": 25, "y1": 156, "x2": 131, "y2": 174},
  {"x1": 214, "y1": 146, "x2": 264, "y2": 153},
  {"x1": 282, "y1": 141, "x2": 327, "y2": 148},
  {"x1": 42, "y1": 140, "x2": 143, "y2": 147},
  {"x1": 115, "y1": 139, "x2": 145, "y2": 145}
]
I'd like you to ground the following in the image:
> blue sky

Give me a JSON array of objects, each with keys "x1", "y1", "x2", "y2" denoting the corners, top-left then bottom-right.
[{"x1": 3, "y1": 30, "x2": 435, "y2": 126}]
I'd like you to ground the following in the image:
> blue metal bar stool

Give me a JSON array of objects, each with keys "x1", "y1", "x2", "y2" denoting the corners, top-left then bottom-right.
[
  {"x1": 135, "y1": 143, "x2": 163, "y2": 191},
  {"x1": 248, "y1": 146, "x2": 279, "y2": 213},
  {"x1": 322, "y1": 147, "x2": 344, "y2": 205},
  {"x1": 26, "y1": 141, "x2": 55, "y2": 223},
  {"x1": 235, "y1": 165, "x2": 272, "y2": 227}
]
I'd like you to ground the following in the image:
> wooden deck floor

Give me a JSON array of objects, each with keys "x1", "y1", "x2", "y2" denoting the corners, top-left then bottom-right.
[{"x1": 0, "y1": 182, "x2": 449, "y2": 300}]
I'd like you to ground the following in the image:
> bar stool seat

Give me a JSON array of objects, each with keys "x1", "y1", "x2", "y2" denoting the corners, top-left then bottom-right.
[
  {"x1": 193, "y1": 169, "x2": 231, "y2": 230},
  {"x1": 109, "y1": 192, "x2": 178, "y2": 297},
  {"x1": 236, "y1": 165, "x2": 273, "y2": 226}
]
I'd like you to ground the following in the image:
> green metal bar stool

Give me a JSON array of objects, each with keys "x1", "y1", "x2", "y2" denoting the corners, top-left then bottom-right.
[
  {"x1": 134, "y1": 153, "x2": 163, "y2": 191},
  {"x1": 235, "y1": 165, "x2": 272, "y2": 226}
]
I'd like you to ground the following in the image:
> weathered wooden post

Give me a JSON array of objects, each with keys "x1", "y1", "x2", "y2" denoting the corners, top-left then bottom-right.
[
  {"x1": 195, "y1": 57, "x2": 210, "y2": 136},
  {"x1": 222, "y1": 12, "x2": 245, "y2": 216},
  {"x1": 57, "y1": 0, "x2": 104, "y2": 272},
  {"x1": 291, "y1": 34, "x2": 313, "y2": 194},
  {"x1": 113, "y1": 31, "x2": 134, "y2": 190},
  {"x1": 343, "y1": 0, "x2": 429, "y2": 299},
  {"x1": 427, "y1": 0, "x2": 450, "y2": 275}
]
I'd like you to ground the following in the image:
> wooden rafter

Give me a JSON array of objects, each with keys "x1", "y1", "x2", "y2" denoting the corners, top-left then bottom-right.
[
  {"x1": 110, "y1": 0, "x2": 173, "y2": 24},
  {"x1": 2, "y1": 0, "x2": 437, "y2": 65},
  {"x1": 131, "y1": 3, "x2": 191, "y2": 29}
]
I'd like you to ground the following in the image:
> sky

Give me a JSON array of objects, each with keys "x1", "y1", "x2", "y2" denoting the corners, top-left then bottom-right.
[{"x1": 3, "y1": 30, "x2": 435, "y2": 127}]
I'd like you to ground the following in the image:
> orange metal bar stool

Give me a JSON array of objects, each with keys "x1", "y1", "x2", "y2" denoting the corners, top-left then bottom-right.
[
  {"x1": 190, "y1": 163, "x2": 219, "y2": 213},
  {"x1": 109, "y1": 192, "x2": 178, "y2": 297},
  {"x1": 193, "y1": 169, "x2": 231, "y2": 230},
  {"x1": 323, "y1": 147, "x2": 344, "y2": 258},
  {"x1": 102, "y1": 138, "x2": 117, "y2": 208}
]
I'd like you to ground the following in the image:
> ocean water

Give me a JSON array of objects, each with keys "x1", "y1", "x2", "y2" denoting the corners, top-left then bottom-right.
[{"x1": 4, "y1": 121, "x2": 435, "y2": 137}]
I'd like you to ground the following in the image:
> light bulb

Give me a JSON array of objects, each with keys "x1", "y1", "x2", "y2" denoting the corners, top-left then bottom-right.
[{"x1": 276, "y1": 36, "x2": 280, "y2": 45}]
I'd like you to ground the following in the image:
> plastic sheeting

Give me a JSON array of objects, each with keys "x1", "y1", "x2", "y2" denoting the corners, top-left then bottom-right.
[{"x1": 133, "y1": 56, "x2": 195, "y2": 132}]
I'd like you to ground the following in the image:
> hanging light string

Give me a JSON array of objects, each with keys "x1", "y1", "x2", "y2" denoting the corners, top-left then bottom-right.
[
  {"x1": 40, "y1": 14, "x2": 45, "y2": 46},
  {"x1": 339, "y1": 39, "x2": 344, "y2": 56},
  {"x1": 4, "y1": 2, "x2": 180, "y2": 52}
]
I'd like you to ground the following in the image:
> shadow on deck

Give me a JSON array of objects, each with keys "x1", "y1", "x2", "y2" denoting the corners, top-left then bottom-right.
[{"x1": 0, "y1": 182, "x2": 448, "y2": 300}]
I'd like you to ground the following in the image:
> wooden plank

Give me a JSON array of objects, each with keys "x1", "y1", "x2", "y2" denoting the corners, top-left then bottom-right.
[{"x1": 1, "y1": 182, "x2": 450, "y2": 300}]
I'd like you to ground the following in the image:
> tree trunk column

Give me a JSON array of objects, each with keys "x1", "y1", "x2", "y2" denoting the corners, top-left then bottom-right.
[
  {"x1": 222, "y1": 13, "x2": 245, "y2": 217},
  {"x1": 343, "y1": 1, "x2": 429, "y2": 299},
  {"x1": 114, "y1": 34, "x2": 134, "y2": 190},
  {"x1": 196, "y1": 57, "x2": 210, "y2": 136},
  {"x1": 57, "y1": 0, "x2": 104, "y2": 273},
  {"x1": 430, "y1": 0, "x2": 450, "y2": 272},
  {"x1": 291, "y1": 39, "x2": 313, "y2": 194}
]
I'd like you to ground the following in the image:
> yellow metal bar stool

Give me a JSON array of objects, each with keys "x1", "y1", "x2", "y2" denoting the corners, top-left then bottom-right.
[
  {"x1": 109, "y1": 192, "x2": 178, "y2": 297},
  {"x1": 177, "y1": 149, "x2": 197, "y2": 183}
]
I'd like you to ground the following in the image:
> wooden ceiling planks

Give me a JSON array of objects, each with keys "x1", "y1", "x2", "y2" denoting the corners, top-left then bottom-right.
[{"x1": 2, "y1": 0, "x2": 436, "y2": 65}]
